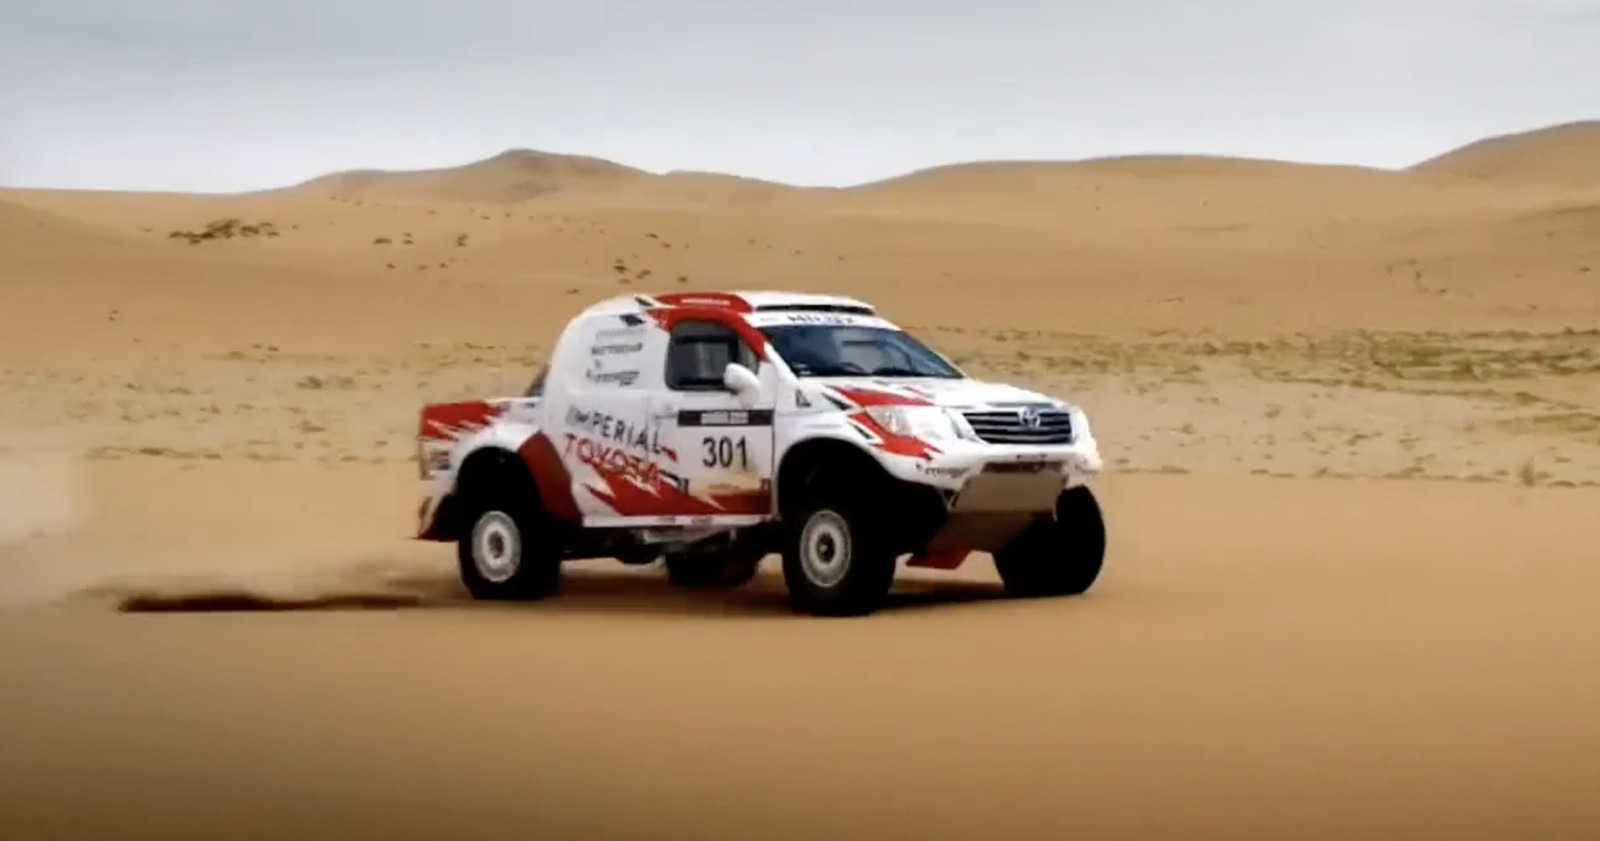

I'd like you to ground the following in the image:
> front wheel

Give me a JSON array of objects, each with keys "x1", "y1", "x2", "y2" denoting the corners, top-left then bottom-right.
[
  {"x1": 992, "y1": 485, "x2": 1106, "y2": 598},
  {"x1": 781, "y1": 498, "x2": 897, "y2": 616}
]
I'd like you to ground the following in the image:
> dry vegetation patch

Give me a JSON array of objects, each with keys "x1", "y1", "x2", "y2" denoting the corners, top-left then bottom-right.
[{"x1": 168, "y1": 218, "x2": 280, "y2": 244}]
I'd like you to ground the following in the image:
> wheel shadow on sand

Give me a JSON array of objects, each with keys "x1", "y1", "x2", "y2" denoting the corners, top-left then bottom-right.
[{"x1": 100, "y1": 563, "x2": 1022, "y2": 618}]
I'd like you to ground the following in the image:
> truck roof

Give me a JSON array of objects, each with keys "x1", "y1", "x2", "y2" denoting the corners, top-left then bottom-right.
[{"x1": 576, "y1": 290, "x2": 877, "y2": 319}]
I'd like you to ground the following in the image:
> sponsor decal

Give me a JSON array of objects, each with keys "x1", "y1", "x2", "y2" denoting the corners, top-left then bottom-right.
[
  {"x1": 916, "y1": 463, "x2": 970, "y2": 479},
  {"x1": 653, "y1": 292, "x2": 753, "y2": 312},
  {"x1": 983, "y1": 459, "x2": 1061, "y2": 474},
  {"x1": 745, "y1": 311, "x2": 894, "y2": 330},
  {"x1": 677, "y1": 409, "x2": 774, "y2": 427},
  {"x1": 773, "y1": 312, "x2": 863, "y2": 325},
  {"x1": 565, "y1": 405, "x2": 675, "y2": 461},
  {"x1": 564, "y1": 433, "x2": 664, "y2": 488},
  {"x1": 575, "y1": 442, "x2": 769, "y2": 518},
  {"x1": 586, "y1": 367, "x2": 641, "y2": 386},
  {"x1": 591, "y1": 341, "x2": 644, "y2": 356},
  {"x1": 594, "y1": 323, "x2": 647, "y2": 341},
  {"x1": 585, "y1": 326, "x2": 647, "y2": 385},
  {"x1": 590, "y1": 327, "x2": 646, "y2": 358}
]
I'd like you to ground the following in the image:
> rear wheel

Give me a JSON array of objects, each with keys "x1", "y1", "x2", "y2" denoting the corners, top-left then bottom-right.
[
  {"x1": 992, "y1": 485, "x2": 1106, "y2": 598},
  {"x1": 781, "y1": 496, "x2": 896, "y2": 616},
  {"x1": 456, "y1": 486, "x2": 562, "y2": 601}
]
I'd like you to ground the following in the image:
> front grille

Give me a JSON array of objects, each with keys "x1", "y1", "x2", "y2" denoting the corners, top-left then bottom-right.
[{"x1": 962, "y1": 407, "x2": 1075, "y2": 445}]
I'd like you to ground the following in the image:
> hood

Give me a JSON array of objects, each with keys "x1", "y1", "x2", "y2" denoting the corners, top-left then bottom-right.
[{"x1": 807, "y1": 376, "x2": 1067, "y2": 411}]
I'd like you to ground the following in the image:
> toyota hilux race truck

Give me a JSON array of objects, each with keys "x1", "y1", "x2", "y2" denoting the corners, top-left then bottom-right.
[{"x1": 415, "y1": 291, "x2": 1106, "y2": 616}]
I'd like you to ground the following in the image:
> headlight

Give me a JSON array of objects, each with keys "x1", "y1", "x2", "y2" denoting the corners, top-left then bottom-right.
[{"x1": 862, "y1": 406, "x2": 973, "y2": 441}]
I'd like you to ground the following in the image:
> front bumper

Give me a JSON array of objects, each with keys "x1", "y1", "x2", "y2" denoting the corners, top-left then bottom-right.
[
  {"x1": 890, "y1": 438, "x2": 1101, "y2": 554},
  {"x1": 899, "y1": 435, "x2": 1102, "y2": 502}
]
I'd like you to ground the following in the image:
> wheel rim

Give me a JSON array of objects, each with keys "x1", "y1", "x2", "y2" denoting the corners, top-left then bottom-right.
[
  {"x1": 471, "y1": 511, "x2": 522, "y2": 583},
  {"x1": 800, "y1": 510, "x2": 851, "y2": 588}
]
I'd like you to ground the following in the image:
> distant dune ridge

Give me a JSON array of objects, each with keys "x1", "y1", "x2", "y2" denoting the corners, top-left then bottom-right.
[
  {"x1": 289, "y1": 149, "x2": 1410, "y2": 207},
  {"x1": 267, "y1": 119, "x2": 1600, "y2": 205},
  {"x1": 1409, "y1": 120, "x2": 1600, "y2": 185},
  {"x1": 291, "y1": 149, "x2": 652, "y2": 203},
  {"x1": 0, "y1": 116, "x2": 1595, "y2": 363},
  {"x1": 0, "y1": 195, "x2": 141, "y2": 252}
]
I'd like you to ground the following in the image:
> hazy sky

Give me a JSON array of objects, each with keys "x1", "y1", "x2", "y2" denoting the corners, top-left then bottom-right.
[{"x1": 2, "y1": 0, "x2": 1598, "y2": 192}]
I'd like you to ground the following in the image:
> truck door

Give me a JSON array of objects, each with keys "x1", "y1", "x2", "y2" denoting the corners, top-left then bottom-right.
[
  {"x1": 546, "y1": 313, "x2": 665, "y2": 521},
  {"x1": 650, "y1": 318, "x2": 776, "y2": 519}
]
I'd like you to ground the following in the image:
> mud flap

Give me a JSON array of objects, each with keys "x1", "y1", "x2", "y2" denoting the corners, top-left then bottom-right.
[{"x1": 906, "y1": 546, "x2": 972, "y2": 570}]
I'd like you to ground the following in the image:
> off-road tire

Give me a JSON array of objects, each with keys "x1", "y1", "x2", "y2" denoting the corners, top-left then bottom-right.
[
  {"x1": 992, "y1": 484, "x2": 1106, "y2": 598},
  {"x1": 664, "y1": 550, "x2": 763, "y2": 588},
  {"x1": 781, "y1": 495, "x2": 897, "y2": 617},
  {"x1": 456, "y1": 482, "x2": 562, "y2": 601}
]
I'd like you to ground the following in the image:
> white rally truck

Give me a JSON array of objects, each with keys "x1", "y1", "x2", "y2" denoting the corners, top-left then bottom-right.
[{"x1": 415, "y1": 290, "x2": 1106, "y2": 616}]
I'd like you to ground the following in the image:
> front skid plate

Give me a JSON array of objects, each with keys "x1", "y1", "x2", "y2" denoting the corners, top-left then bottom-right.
[
  {"x1": 922, "y1": 511, "x2": 1044, "y2": 555},
  {"x1": 913, "y1": 470, "x2": 1065, "y2": 554},
  {"x1": 949, "y1": 469, "x2": 1063, "y2": 514}
]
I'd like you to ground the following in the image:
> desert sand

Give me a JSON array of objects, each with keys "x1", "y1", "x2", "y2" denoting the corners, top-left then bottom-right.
[{"x1": 3, "y1": 119, "x2": 1600, "y2": 841}]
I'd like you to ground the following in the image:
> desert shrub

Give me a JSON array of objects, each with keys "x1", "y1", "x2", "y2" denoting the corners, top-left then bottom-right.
[{"x1": 168, "y1": 218, "x2": 278, "y2": 245}]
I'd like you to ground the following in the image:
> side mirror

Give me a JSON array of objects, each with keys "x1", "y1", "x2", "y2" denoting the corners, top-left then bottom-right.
[{"x1": 723, "y1": 362, "x2": 763, "y2": 405}]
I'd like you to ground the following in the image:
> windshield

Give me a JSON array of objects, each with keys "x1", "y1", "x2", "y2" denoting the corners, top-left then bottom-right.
[{"x1": 759, "y1": 324, "x2": 964, "y2": 379}]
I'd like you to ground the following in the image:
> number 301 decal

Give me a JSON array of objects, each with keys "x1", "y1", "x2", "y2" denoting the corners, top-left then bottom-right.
[{"x1": 701, "y1": 435, "x2": 749, "y2": 469}]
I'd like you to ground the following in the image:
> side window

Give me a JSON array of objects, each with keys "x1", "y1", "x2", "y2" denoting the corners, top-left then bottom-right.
[{"x1": 665, "y1": 319, "x2": 758, "y2": 392}]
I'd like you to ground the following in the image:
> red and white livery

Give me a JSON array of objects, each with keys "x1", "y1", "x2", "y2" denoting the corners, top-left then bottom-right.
[{"x1": 415, "y1": 290, "x2": 1106, "y2": 616}]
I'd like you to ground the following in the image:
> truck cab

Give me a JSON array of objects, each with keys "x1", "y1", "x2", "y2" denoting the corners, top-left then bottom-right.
[{"x1": 416, "y1": 290, "x2": 1106, "y2": 616}]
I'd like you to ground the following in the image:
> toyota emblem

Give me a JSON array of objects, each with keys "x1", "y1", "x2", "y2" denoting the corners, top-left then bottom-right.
[{"x1": 1017, "y1": 406, "x2": 1043, "y2": 428}]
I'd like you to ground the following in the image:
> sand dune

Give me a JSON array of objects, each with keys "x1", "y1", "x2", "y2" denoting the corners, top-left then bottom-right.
[
  {"x1": 3, "y1": 119, "x2": 1600, "y2": 841},
  {"x1": 0, "y1": 196, "x2": 58, "y2": 235},
  {"x1": 0, "y1": 195, "x2": 133, "y2": 250},
  {"x1": 1412, "y1": 120, "x2": 1600, "y2": 186},
  {"x1": 291, "y1": 148, "x2": 654, "y2": 204}
]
